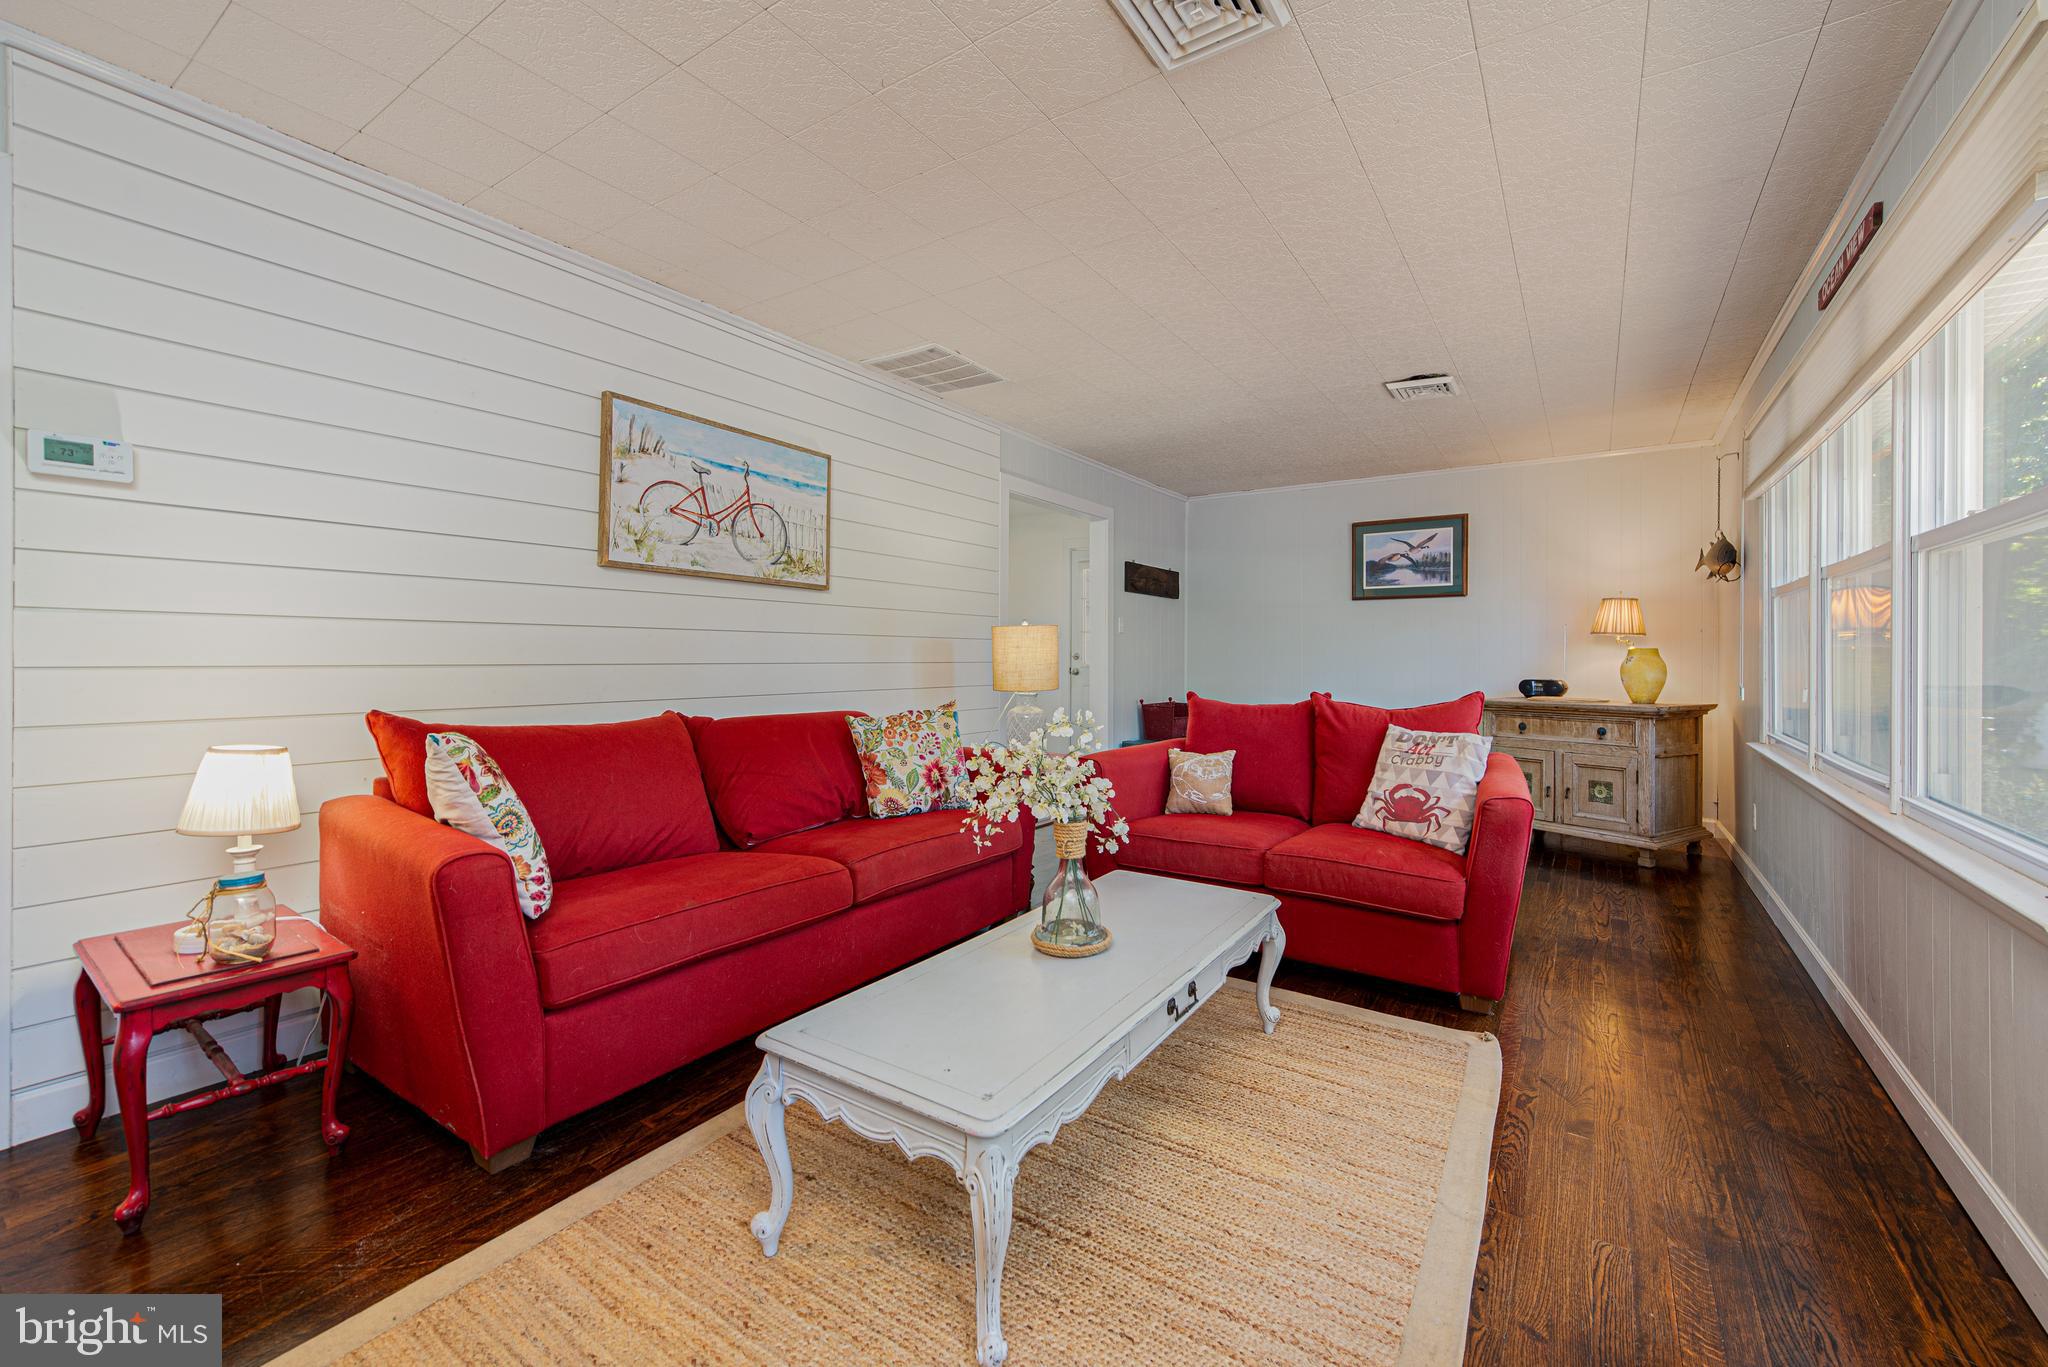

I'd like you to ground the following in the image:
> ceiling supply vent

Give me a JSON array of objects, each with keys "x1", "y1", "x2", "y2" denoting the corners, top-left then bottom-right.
[
  {"x1": 1110, "y1": 0, "x2": 1292, "y2": 72},
  {"x1": 863, "y1": 344, "x2": 1005, "y2": 394},
  {"x1": 1384, "y1": 373, "x2": 1462, "y2": 402}
]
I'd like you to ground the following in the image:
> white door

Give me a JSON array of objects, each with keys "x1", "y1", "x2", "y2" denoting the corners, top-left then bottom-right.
[{"x1": 1067, "y1": 548, "x2": 1091, "y2": 719}]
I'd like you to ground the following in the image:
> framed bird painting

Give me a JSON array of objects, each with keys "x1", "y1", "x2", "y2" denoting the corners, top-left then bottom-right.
[{"x1": 1351, "y1": 514, "x2": 1469, "y2": 600}]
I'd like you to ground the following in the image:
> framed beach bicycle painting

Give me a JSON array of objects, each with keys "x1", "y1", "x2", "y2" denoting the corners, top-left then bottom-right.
[
  {"x1": 1351, "y1": 513, "x2": 1468, "y2": 601},
  {"x1": 599, "y1": 391, "x2": 830, "y2": 590}
]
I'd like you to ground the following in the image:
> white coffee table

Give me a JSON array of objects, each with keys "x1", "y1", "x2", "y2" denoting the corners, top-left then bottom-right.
[{"x1": 746, "y1": 870, "x2": 1285, "y2": 1365}]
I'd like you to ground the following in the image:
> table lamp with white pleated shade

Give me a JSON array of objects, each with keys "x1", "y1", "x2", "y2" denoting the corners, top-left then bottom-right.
[{"x1": 177, "y1": 744, "x2": 301, "y2": 879}]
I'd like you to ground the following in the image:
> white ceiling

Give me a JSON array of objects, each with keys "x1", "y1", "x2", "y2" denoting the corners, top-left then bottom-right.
[{"x1": 4, "y1": 0, "x2": 1948, "y2": 495}]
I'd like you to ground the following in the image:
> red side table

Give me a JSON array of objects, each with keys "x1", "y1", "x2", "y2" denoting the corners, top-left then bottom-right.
[{"x1": 71, "y1": 912, "x2": 356, "y2": 1234}]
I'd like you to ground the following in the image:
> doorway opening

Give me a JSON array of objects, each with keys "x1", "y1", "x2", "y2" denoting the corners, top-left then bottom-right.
[{"x1": 999, "y1": 477, "x2": 1112, "y2": 739}]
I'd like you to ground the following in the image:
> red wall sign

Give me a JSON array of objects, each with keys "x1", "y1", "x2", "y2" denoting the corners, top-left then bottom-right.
[{"x1": 1818, "y1": 202, "x2": 1883, "y2": 311}]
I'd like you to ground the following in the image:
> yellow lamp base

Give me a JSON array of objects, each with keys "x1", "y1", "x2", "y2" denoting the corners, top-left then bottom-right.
[{"x1": 1619, "y1": 646, "x2": 1667, "y2": 704}]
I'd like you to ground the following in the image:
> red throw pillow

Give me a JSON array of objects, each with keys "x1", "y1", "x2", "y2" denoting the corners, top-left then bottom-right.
[
  {"x1": 691, "y1": 710, "x2": 870, "y2": 848},
  {"x1": 364, "y1": 711, "x2": 720, "y2": 879},
  {"x1": 1310, "y1": 691, "x2": 1486, "y2": 826},
  {"x1": 1184, "y1": 693, "x2": 1314, "y2": 821}
]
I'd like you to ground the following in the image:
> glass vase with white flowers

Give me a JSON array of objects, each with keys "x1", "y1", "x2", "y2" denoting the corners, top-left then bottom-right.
[{"x1": 962, "y1": 709, "x2": 1129, "y2": 958}]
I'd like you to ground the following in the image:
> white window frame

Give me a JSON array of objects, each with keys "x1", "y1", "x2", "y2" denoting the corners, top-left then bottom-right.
[
  {"x1": 1764, "y1": 461, "x2": 1815, "y2": 755},
  {"x1": 1814, "y1": 382, "x2": 1899, "y2": 797}
]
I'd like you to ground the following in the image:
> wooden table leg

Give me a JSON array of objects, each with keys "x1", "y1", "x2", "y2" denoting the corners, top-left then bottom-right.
[
  {"x1": 261, "y1": 995, "x2": 286, "y2": 1073},
  {"x1": 321, "y1": 970, "x2": 353, "y2": 1152},
  {"x1": 111, "y1": 1014, "x2": 154, "y2": 1235},
  {"x1": 72, "y1": 973, "x2": 106, "y2": 1139}
]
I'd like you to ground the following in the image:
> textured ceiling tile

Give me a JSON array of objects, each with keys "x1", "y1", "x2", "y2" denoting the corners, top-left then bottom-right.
[
  {"x1": 496, "y1": 154, "x2": 647, "y2": 230},
  {"x1": 803, "y1": 312, "x2": 925, "y2": 361},
  {"x1": 0, "y1": 0, "x2": 189, "y2": 83},
  {"x1": 879, "y1": 45, "x2": 1041, "y2": 154},
  {"x1": 1479, "y1": 0, "x2": 1646, "y2": 114},
  {"x1": 663, "y1": 175, "x2": 800, "y2": 245},
  {"x1": 1338, "y1": 50, "x2": 1490, "y2": 155},
  {"x1": 751, "y1": 223, "x2": 872, "y2": 281},
  {"x1": 968, "y1": 122, "x2": 1108, "y2": 210},
  {"x1": 1215, "y1": 100, "x2": 1361, "y2": 201},
  {"x1": 407, "y1": 0, "x2": 499, "y2": 30},
  {"x1": 237, "y1": 0, "x2": 461, "y2": 83},
  {"x1": 362, "y1": 88, "x2": 541, "y2": 183},
  {"x1": 1296, "y1": 0, "x2": 1475, "y2": 101},
  {"x1": 1165, "y1": 24, "x2": 1329, "y2": 138},
  {"x1": 1637, "y1": 25, "x2": 1815, "y2": 144},
  {"x1": 883, "y1": 235, "x2": 1002, "y2": 292},
  {"x1": 467, "y1": 184, "x2": 595, "y2": 244},
  {"x1": 48, "y1": 0, "x2": 226, "y2": 52},
  {"x1": 1113, "y1": 145, "x2": 1259, "y2": 231},
  {"x1": 688, "y1": 244, "x2": 807, "y2": 305},
  {"x1": 978, "y1": 0, "x2": 1155, "y2": 119},
  {"x1": 811, "y1": 192, "x2": 945, "y2": 258},
  {"x1": 415, "y1": 37, "x2": 602, "y2": 150},
  {"x1": 721, "y1": 139, "x2": 862, "y2": 218},
  {"x1": 684, "y1": 11, "x2": 864, "y2": 133},
  {"x1": 1644, "y1": 0, "x2": 1830, "y2": 76},
  {"x1": 822, "y1": 261, "x2": 928, "y2": 311},
  {"x1": 769, "y1": 0, "x2": 969, "y2": 93},
  {"x1": 338, "y1": 129, "x2": 490, "y2": 201},
  {"x1": 605, "y1": 204, "x2": 730, "y2": 265},
  {"x1": 948, "y1": 213, "x2": 1069, "y2": 273},
  {"x1": 582, "y1": 0, "x2": 762, "y2": 63},
  {"x1": 796, "y1": 98, "x2": 952, "y2": 191},
  {"x1": 1802, "y1": 0, "x2": 1949, "y2": 100},
  {"x1": 746, "y1": 280, "x2": 868, "y2": 335},
  {"x1": 470, "y1": 0, "x2": 673, "y2": 112},
  {"x1": 1022, "y1": 182, "x2": 1150, "y2": 251},
  {"x1": 175, "y1": 61, "x2": 361, "y2": 150},
  {"x1": 884, "y1": 161, "x2": 1013, "y2": 237},
  {"x1": 1466, "y1": 0, "x2": 1607, "y2": 47},
  {"x1": 550, "y1": 115, "x2": 712, "y2": 200},
  {"x1": 191, "y1": 5, "x2": 402, "y2": 129},
  {"x1": 613, "y1": 66, "x2": 782, "y2": 169},
  {"x1": 1631, "y1": 101, "x2": 1792, "y2": 199},
  {"x1": 931, "y1": 0, "x2": 1050, "y2": 40},
  {"x1": 1052, "y1": 76, "x2": 1208, "y2": 180}
]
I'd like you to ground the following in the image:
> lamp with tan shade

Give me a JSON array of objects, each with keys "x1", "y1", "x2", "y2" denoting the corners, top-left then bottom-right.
[
  {"x1": 1590, "y1": 596, "x2": 1666, "y2": 704},
  {"x1": 992, "y1": 621, "x2": 1059, "y2": 747},
  {"x1": 174, "y1": 745, "x2": 301, "y2": 961}
]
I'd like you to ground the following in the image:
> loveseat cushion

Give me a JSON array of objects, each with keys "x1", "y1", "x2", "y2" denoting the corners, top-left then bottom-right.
[
  {"x1": 1310, "y1": 691, "x2": 1486, "y2": 826},
  {"x1": 1263, "y1": 824, "x2": 1467, "y2": 922},
  {"x1": 1185, "y1": 694, "x2": 1314, "y2": 821},
  {"x1": 528, "y1": 852, "x2": 854, "y2": 1009},
  {"x1": 366, "y1": 711, "x2": 720, "y2": 880},
  {"x1": 692, "y1": 710, "x2": 869, "y2": 848},
  {"x1": 1117, "y1": 811, "x2": 1308, "y2": 885},
  {"x1": 757, "y1": 810, "x2": 1021, "y2": 903}
]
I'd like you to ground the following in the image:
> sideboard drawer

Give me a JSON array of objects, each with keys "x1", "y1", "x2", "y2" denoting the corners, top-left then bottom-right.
[{"x1": 1499, "y1": 714, "x2": 1636, "y2": 747}]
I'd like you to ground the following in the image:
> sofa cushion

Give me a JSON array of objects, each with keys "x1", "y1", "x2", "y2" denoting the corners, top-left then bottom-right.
[
  {"x1": 758, "y1": 810, "x2": 1021, "y2": 903},
  {"x1": 1185, "y1": 694, "x2": 1314, "y2": 821},
  {"x1": 366, "y1": 711, "x2": 720, "y2": 880},
  {"x1": 1263, "y1": 824, "x2": 1467, "y2": 922},
  {"x1": 1117, "y1": 811, "x2": 1308, "y2": 885},
  {"x1": 1310, "y1": 691, "x2": 1486, "y2": 826},
  {"x1": 693, "y1": 710, "x2": 869, "y2": 848},
  {"x1": 529, "y1": 852, "x2": 854, "y2": 1009}
]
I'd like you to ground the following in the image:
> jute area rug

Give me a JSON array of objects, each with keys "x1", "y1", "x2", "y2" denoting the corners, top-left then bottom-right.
[{"x1": 281, "y1": 983, "x2": 1499, "y2": 1366}]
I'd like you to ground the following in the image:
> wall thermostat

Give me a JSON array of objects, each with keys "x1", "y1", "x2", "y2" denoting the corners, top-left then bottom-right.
[{"x1": 28, "y1": 431, "x2": 133, "y2": 483}]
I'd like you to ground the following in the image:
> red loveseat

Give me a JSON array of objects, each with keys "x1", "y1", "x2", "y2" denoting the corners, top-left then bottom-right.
[
  {"x1": 319, "y1": 709, "x2": 1031, "y2": 1168},
  {"x1": 1084, "y1": 692, "x2": 1534, "y2": 1011}
]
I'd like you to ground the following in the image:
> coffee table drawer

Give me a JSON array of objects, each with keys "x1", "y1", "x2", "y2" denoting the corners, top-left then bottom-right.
[{"x1": 1127, "y1": 954, "x2": 1235, "y2": 1065}]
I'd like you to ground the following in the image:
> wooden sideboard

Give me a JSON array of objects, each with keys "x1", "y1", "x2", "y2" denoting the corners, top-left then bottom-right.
[{"x1": 1481, "y1": 697, "x2": 1716, "y2": 868}]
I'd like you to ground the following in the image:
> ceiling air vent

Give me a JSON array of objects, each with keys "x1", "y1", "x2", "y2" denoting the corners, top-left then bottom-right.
[
  {"x1": 1384, "y1": 373, "x2": 1462, "y2": 402},
  {"x1": 864, "y1": 344, "x2": 1004, "y2": 394},
  {"x1": 1111, "y1": 0, "x2": 1293, "y2": 72}
]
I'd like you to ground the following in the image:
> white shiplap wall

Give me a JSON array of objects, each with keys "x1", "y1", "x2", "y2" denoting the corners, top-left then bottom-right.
[{"x1": 3, "y1": 49, "x2": 1018, "y2": 1146}]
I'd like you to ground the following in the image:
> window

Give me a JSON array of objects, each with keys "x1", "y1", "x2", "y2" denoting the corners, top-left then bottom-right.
[{"x1": 1760, "y1": 216, "x2": 2048, "y2": 879}]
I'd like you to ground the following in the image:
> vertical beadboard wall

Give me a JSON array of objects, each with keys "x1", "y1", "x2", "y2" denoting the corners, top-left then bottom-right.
[
  {"x1": 997, "y1": 430, "x2": 1186, "y2": 747},
  {"x1": 3, "y1": 50, "x2": 1018, "y2": 1145}
]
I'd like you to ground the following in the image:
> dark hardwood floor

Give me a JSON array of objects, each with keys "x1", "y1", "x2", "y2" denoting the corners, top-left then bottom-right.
[{"x1": 3, "y1": 841, "x2": 2042, "y2": 1364}]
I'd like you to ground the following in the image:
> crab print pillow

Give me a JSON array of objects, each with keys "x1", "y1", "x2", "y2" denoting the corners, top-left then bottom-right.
[
  {"x1": 1165, "y1": 748, "x2": 1235, "y2": 815},
  {"x1": 1353, "y1": 724, "x2": 1494, "y2": 854},
  {"x1": 847, "y1": 703, "x2": 971, "y2": 818},
  {"x1": 423, "y1": 731, "x2": 554, "y2": 919}
]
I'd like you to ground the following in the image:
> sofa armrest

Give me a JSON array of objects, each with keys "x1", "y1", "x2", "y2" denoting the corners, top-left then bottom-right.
[
  {"x1": 1458, "y1": 753, "x2": 1535, "y2": 1001},
  {"x1": 318, "y1": 795, "x2": 546, "y2": 1157},
  {"x1": 1081, "y1": 740, "x2": 1174, "y2": 877}
]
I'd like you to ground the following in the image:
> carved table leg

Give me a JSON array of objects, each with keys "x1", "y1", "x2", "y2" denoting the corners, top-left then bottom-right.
[
  {"x1": 72, "y1": 973, "x2": 106, "y2": 1139},
  {"x1": 111, "y1": 1014, "x2": 154, "y2": 1235},
  {"x1": 746, "y1": 1058, "x2": 793, "y2": 1257},
  {"x1": 1256, "y1": 918, "x2": 1287, "y2": 1035},
  {"x1": 964, "y1": 1140, "x2": 1017, "y2": 1367},
  {"x1": 321, "y1": 971, "x2": 354, "y2": 1152}
]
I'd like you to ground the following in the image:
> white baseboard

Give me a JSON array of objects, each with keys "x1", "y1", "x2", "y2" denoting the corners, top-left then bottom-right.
[{"x1": 1723, "y1": 832, "x2": 2048, "y2": 1328}]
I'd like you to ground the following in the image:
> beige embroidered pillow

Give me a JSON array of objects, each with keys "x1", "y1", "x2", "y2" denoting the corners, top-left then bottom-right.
[
  {"x1": 1165, "y1": 748, "x2": 1235, "y2": 815},
  {"x1": 1353, "y1": 725, "x2": 1493, "y2": 853}
]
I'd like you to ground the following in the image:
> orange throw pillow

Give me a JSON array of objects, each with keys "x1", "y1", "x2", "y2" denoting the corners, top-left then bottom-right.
[{"x1": 1165, "y1": 748, "x2": 1235, "y2": 815}]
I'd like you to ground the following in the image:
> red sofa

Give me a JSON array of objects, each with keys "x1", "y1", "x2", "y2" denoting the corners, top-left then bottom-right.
[
  {"x1": 319, "y1": 709, "x2": 1031, "y2": 1168},
  {"x1": 1084, "y1": 692, "x2": 1534, "y2": 1010}
]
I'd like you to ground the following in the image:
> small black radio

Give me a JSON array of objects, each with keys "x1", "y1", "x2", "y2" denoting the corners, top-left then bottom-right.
[{"x1": 1517, "y1": 678, "x2": 1568, "y2": 698}]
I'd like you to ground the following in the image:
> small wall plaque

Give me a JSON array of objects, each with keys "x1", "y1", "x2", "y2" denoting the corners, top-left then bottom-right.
[{"x1": 1124, "y1": 561, "x2": 1180, "y2": 599}]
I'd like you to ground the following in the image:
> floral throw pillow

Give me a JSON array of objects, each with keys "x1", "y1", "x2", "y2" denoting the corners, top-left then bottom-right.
[
  {"x1": 1165, "y1": 748, "x2": 1235, "y2": 815},
  {"x1": 423, "y1": 731, "x2": 554, "y2": 919},
  {"x1": 847, "y1": 702, "x2": 970, "y2": 818},
  {"x1": 1353, "y1": 725, "x2": 1494, "y2": 854}
]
